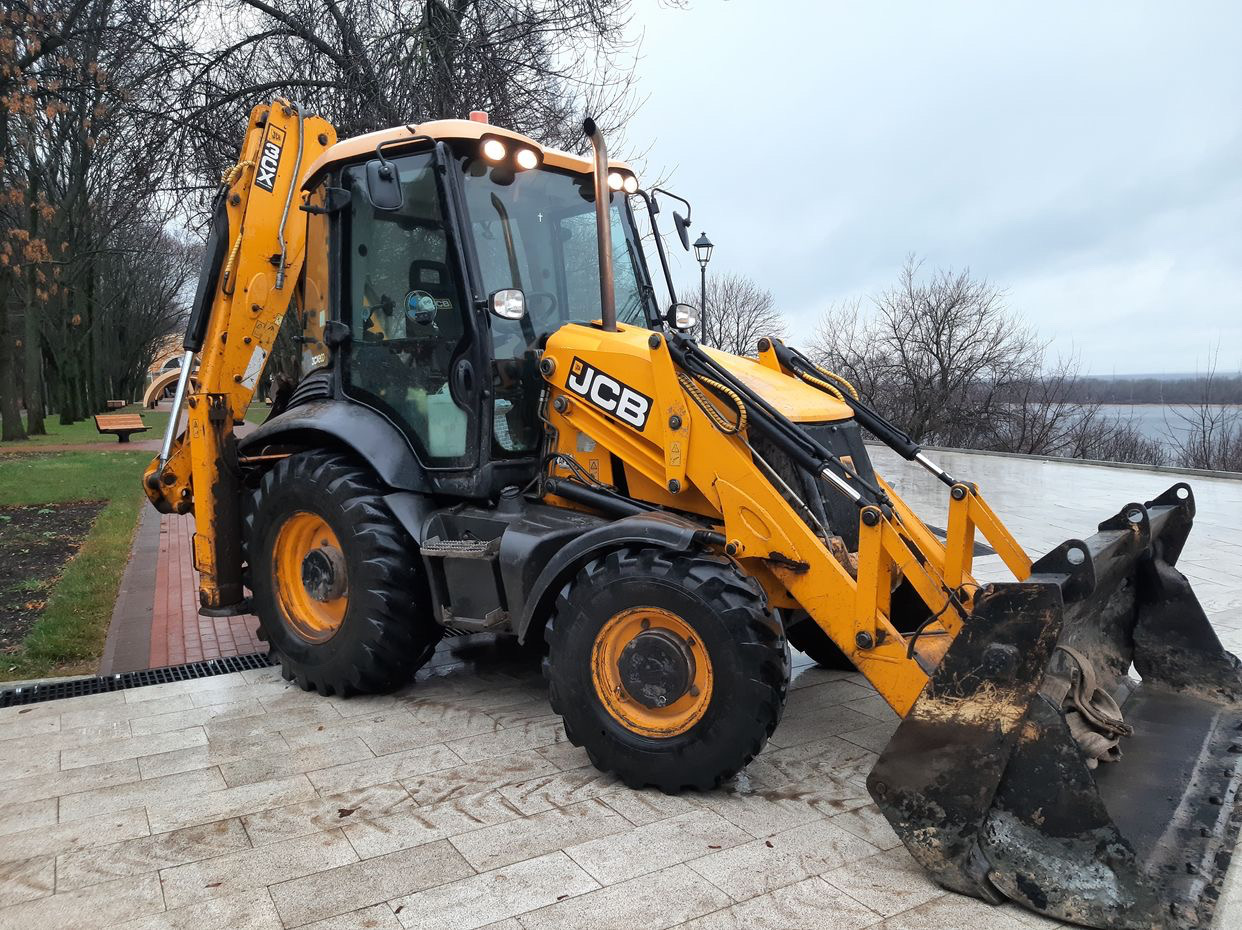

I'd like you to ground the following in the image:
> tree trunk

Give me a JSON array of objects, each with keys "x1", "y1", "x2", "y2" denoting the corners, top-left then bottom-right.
[
  {"x1": 23, "y1": 158, "x2": 46, "y2": 435},
  {"x1": 23, "y1": 306, "x2": 45, "y2": 433},
  {"x1": 0, "y1": 268, "x2": 27, "y2": 441}
]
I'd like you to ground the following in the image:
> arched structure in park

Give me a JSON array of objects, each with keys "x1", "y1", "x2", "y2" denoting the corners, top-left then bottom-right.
[
  {"x1": 150, "y1": 349, "x2": 183, "y2": 373},
  {"x1": 142, "y1": 369, "x2": 198, "y2": 408}
]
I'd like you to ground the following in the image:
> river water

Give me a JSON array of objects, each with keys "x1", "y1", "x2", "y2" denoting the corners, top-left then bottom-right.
[{"x1": 1098, "y1": 404, "x2": 1242, "y2": 452}]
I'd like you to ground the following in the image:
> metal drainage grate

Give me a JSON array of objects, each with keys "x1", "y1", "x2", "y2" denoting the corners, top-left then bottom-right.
[{"x1": 0, "y1": 652, "x2": 276, "y2": 708}]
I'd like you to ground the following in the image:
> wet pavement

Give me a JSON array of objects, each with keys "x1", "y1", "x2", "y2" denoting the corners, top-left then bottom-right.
[{"x1": 1, "y1": 449, "x2": 1241, "y2": 930}]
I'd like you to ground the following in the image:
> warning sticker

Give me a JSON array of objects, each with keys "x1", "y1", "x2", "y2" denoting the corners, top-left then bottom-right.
[{"x1": 241, "y1": 345, "x2": 268, "y2": 390}]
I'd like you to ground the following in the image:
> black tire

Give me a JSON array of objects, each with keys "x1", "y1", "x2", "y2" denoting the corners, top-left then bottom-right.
[
  {"x1": 243, "y1": 450, "x2": 441, "y2": 695},
  {"x1": 546, "y1": 547, "x2": 789, "y2": 791},
  {"x1": 783, "y1": 609, "x2": 855, "y2": 670}
]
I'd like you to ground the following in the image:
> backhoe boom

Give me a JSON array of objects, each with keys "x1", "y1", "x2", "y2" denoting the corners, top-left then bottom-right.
[{"x1": 144, "y1": 100, "x2": 335, "y2": 611}]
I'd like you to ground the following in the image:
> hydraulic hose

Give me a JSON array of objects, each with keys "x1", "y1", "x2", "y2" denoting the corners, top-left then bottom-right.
[
  {"x1": 667, "y1": 334, "x2": 890, "y2": 510},
  {"x1": 771, "y1": 340, "x2": 958, "y2": 487},
  {"x1": 274, "y1": 103, "x2": 304, "y2": 291}
]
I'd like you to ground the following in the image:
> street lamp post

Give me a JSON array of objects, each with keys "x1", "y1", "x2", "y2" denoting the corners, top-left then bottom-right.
[{"x1": 693, "y1": 232, "x2": 713, "y2": 345}]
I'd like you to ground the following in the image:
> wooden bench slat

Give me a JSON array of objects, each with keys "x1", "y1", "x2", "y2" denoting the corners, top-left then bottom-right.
[
  {"x1": 94, "y1": 413, "x2": 149, "y2": 442},
  {"x1": 95, "y1": 415, "x2": 146, "y2": 428}
]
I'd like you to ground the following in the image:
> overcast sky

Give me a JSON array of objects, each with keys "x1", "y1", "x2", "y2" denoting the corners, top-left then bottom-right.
[{"x1": 622, "y1": 1, "x2": 1241, "y2": 375}]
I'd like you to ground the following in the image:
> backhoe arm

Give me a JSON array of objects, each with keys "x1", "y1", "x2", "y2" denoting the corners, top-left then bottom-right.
[{"x1": 144, "y1": 100, "x2": 336, "y2": 613}]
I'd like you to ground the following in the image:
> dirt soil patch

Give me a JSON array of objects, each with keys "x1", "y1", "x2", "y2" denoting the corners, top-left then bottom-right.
[{"x1": 0, "y1": 501, "x2": 104, "y2": 653}]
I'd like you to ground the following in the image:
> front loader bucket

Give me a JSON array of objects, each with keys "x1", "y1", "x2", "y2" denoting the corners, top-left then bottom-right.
[{"x1": 869, "y1": 483, "x2": 1242, "y2": 930}]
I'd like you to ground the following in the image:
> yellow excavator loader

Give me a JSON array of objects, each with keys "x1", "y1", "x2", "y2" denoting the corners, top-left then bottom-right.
[{"x1": 145, "y1": 99, "x2": 1242, "y2": 930}]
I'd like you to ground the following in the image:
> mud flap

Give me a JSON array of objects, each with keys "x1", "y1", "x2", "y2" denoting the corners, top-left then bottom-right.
[{"x1": 869, "y1": 483, "x2": 1242, "y2": 930}]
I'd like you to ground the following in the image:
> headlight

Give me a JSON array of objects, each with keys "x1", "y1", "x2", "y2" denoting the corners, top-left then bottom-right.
[
  {"x1": 622, "y1": 175, "x2": 638, "y2": 194},
  {"x1": 482, "y1": 139, "x2": 507, "y2": 162},
  {"x1": 515, "y1": 148, "x2": 539, "y2": 170},
  {"x1": 607, "y1": 171, "x2": 623, "y2": 191}
]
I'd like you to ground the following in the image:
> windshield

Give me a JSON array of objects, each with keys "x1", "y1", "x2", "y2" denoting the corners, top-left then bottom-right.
[
  {"x1": 458, "y1": 158, "x2": 654, "y2": 334},
  {"x1": 458, "y1": 156, "x2": 656, "y2": 458}
]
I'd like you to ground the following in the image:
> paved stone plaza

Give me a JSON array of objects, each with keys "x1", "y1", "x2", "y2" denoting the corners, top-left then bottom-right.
[{"x1": 2, "y1": 448, "x2": 1241, "y2": 930}]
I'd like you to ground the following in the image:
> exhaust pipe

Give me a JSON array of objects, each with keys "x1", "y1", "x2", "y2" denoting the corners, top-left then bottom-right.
[{"x1": 582, "y1": 117, "x2": 617, "y2": 332}]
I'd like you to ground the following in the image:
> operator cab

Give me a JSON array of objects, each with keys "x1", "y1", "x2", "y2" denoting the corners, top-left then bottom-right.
[{"x1": 297, "y1": 120, "x2": 661, "y2": 498}]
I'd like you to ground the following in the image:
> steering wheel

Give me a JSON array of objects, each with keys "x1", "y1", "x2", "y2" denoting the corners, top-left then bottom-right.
[{"x1": 525, "y1": 291, "x2": 559, "y2": 321}]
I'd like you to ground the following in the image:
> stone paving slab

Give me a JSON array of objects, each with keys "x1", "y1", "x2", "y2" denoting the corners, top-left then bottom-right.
[{"x1": 2, "y1": 451, "x2": 1241, "y2": 929}]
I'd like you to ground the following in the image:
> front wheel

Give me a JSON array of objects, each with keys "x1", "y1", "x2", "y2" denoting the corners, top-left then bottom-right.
[
  {"x1": 243, "y1": 451, "x2": 441, "y2": 695},
  {"x1": 546, "y1": 548, "x2": 789, "y2": 791}
]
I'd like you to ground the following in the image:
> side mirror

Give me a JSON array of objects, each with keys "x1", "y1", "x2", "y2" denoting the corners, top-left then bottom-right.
[
  {"x1": 665, "y1": 302, "x2": 698, "y2": 332},
  {"x1": 364, "y1": 158, "x2": 403, "y2": 211},
  {"x1": 489, "y1": 288, "x2": 527, "y2": 321},
  {"x1": 672, "y1": 211, "x2": 691, "y2": 251},
  {"x1": 324, "y1": 320, "x2": 352, "y2": 349}
]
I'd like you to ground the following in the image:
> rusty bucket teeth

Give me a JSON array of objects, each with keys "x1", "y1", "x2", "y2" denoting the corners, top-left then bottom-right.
[{"x1": 869, "y1": 483, "x2": 1242, "y2": 930}]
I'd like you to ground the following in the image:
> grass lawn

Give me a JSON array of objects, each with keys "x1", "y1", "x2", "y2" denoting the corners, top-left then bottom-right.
[
  {"x1": 9, "y1": 406, "x2": 170, "y2": 447},
  {"x1": 0, "y1": 451, "x2": 147, "y2": 682}
]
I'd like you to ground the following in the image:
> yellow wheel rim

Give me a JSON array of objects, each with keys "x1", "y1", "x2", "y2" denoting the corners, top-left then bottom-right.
[
  {"x1": 591, "y1": 606, "x2": 713, "y2": 738},
  {"x1": 272, "y1": 512, "x2": 348, "y2": 643}
]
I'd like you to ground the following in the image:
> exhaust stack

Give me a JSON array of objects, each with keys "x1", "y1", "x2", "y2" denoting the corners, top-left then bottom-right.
[{"x1": 582, "y1": 117, "x2": 617, "y2": 332}]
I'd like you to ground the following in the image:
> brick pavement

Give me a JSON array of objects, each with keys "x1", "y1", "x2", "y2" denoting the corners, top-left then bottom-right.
[
  {"x1": 98, "y1": 409, "x2": 264, "y2": 674},
  {"x1": 149, "y1": 513, "x2": 263, "y2": 668}
]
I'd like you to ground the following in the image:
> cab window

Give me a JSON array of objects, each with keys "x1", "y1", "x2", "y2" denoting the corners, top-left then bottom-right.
[{"x1": 342, "y1": 153, "x2": 474, "y2": 465}]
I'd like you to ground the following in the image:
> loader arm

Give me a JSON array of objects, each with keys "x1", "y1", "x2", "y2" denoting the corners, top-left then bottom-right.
[
  {"x1": 539, "y1": 322, "x2": 1028, "y2": 714},
  {"x1": 144, "y1": 100, "x2": 336, "y2": 611},
  {"x1": 539, "y1": 320, "x2": 1242, "y2": 930}
]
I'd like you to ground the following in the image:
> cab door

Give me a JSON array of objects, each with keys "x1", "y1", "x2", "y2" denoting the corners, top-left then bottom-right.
[{"x1": 339, "y1": 149, "x2": 481, "y2": 471}]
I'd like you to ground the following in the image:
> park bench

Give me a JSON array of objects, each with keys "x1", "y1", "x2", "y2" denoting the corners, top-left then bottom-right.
[
  {"x1": 106, "y1": 399, "x2": 126, "y2": 410},
  {"x1": 94, "y1": 413, "x2": 149, "y2": 443}
]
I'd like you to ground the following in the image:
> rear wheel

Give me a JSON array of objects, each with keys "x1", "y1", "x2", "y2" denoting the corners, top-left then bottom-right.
[
  {"x1": 546, "y1": 548, "x2": 789, "y2": 791},
  {"x1": 243, "y1": 451, "x2": 440, "y2": 695}
]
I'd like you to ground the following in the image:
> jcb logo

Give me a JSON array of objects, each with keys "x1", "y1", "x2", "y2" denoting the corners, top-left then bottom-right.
[
  {"x1": 255, "y1": 126, "x2": 285, "y2": 192},
  {"x1": 565, "y1": 357, "x2": 651, "y2": 431}
]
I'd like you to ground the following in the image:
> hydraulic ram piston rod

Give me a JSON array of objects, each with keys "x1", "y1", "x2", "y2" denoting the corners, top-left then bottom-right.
[{"x1": 157, "y1": 349, "x2": 196, "y2": 471}]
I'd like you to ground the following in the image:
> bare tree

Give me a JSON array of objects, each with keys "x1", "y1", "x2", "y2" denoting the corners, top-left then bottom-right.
[
  {"x1": 1067, "y1": 409, "x2": 1168, "y2": 465},
  {"x1": 1172, "y1": 353, "x2": 1242, "y2": 472},
  {"x1": 811, "y1": 256, "x2": 1041, "y2": 446},
  {"x1": 180, "y1": 0, "x2": 643, "y2": 190},
  {"x1": 809, "y1": 255, "x2": 1167, "y2": 466},
  {"x1": 682, "y1": 272, "x2": 786, "y2": 357}
]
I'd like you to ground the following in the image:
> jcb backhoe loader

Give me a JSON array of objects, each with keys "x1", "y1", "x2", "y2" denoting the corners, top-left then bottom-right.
[{"x1": 145, "y1": 99, "x2": 1242, "y2": 929}]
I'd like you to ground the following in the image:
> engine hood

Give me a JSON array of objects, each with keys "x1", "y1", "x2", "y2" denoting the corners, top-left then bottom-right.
[{"x1": 701, "y1": 347, "x2": 854, "y2": 423}]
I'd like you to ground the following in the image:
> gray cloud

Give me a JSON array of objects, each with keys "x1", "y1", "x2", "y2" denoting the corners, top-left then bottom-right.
[{"x1": 624, "y1": 0, "x2": 1242, "y2": 373}]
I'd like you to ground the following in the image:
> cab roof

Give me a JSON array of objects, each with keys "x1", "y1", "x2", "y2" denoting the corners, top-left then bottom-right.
[{"x1": 301, "y1": 118, "x2": 634, "y2": 189}]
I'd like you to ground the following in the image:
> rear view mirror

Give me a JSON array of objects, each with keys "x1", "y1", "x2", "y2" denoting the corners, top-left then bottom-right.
[
  {"x1": 666, "y1": 302, "x2": 698, "y2": 332},
  {"x1": 324, "y1": 320, "x2": 352, "y2": 349},
  {"x1": 672, "y1": 211, "x2": 691, "y2": 251},
  {"x1": 364, "y1": 158, "x2": 403, "y2": 211},
  {"x1": 490, "y1": 288, "x2": 527, "y2": 320}
]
